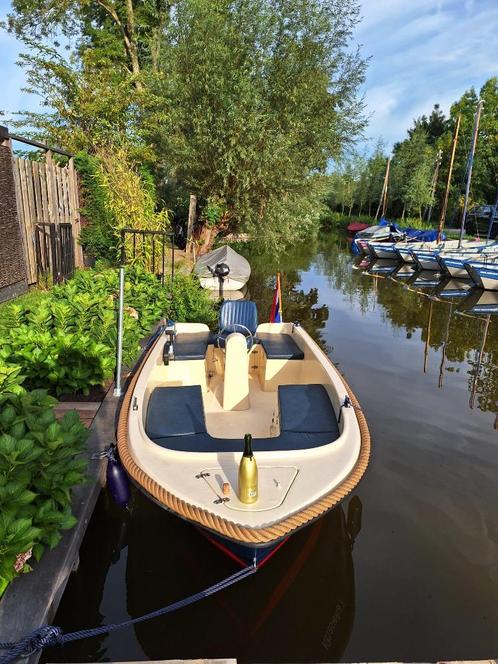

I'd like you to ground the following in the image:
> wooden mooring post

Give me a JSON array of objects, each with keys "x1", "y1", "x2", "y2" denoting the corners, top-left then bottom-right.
[{"x1": 186, "y1": 194, "x2": 197, "y2": 257}]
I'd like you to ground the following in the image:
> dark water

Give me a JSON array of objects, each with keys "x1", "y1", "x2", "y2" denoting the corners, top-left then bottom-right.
[{"x1": 44, "y1": 232, "x2": 498, "y2": 663}]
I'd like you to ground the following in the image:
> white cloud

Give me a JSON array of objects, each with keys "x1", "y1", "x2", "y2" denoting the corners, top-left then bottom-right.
[{"x1": 358, "y1": 0, "x2": 498, "y2": 149}]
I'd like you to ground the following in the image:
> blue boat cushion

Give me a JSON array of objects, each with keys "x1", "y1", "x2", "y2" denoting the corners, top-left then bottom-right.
[
  {"x1": 279, "y1": 384, "x2": 337, "y2": 433},
  {"x1": 219, "y1": 300, "x2": 258, "y2": 334},
  {"x1": 152, "y1": 430, "x2": 337, "y2": 452},
  {"x1": 257, "y1": 333, "x2": 304, "y2": 360},
  {"x1": 173, "y1": 332, "x2": 211, "y2": 361},
  {"x1": 146, "y1": 385, "x2": 207, "y2": 438},
  {"x1": 146, "y1": 383, "x2": 339, "y2": 452}
]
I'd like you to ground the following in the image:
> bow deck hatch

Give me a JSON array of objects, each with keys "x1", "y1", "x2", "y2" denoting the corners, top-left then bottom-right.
[{"x1": 201, "y1": 466, "x2": 298, "y2": 512}]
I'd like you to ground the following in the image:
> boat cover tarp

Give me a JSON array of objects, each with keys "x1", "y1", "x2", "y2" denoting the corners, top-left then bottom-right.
[{"x1": 194, "y1": 246, "x2": 251, "y2": 280}]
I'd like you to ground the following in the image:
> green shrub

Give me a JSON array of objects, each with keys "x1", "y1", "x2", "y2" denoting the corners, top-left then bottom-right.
[
  {"x1": 0, "y1": 267, "x2": 217, "y2": 396},
  {"x1": 0, "y1": 366, "x2": 88, "y2": 597},
  {"x1": 75, "y1": 152, "x2": 118, "y2": 262}
]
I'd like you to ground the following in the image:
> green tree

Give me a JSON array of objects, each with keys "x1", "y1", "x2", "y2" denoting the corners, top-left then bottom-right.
[
  {"x1": 390, "y1": 127, "x2": 435, "y2": 219},
  {"x1": 5, "y1": 0, "x2": 367, "y2": 249},
  {"x1": 154, "y1": 0, "x2": 366, "y2": 248}
]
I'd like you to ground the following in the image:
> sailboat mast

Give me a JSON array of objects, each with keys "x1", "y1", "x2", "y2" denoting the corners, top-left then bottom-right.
[
  {"x1": 375, "y1": 157, "x2": 391, "y2": 221},
  {"x1": 459, "y1": 100, "x2": 484, "y2": 248},
  {"x1": 426, "y1": 149, "x2": 442, "y2": 223},
  {"x1": 437, "y1": 115, "x2": 461, "y2": 242}
]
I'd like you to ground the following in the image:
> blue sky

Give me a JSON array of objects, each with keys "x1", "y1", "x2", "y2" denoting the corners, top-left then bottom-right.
[{"x1": 1, "y1": 0, "x2": 497, "y2": 149}]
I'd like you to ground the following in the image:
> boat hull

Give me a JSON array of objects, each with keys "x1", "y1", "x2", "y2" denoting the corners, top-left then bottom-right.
[
  {"x1": 394, "y1": 246, "x2": 415, "y2": 263},
  {"x1": 200, "y1": 529, "x2": 288, "y2": 566},
  {"x1": 199, "y1": 275, "x2": 249, "y2": 291},
  {"x1": 368, "y1": 242, "x2": 400, "y2": 259},
  {"x1": 465, "y1": 262, "x2": 498, "y2": 290}
]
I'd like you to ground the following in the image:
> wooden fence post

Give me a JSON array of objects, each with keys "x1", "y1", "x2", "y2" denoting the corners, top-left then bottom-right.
[
  {"x1": 68, "y1": 158, "x2": 84, "y2": 267},
  {"x1": 0, "y1": 127, "x2": 29, "y2": 299},
  {"x1": 186, "y1": 194, "x2": 197, "y2": 256}
]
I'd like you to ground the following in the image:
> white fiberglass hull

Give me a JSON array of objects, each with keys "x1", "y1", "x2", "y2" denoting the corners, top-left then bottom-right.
[
  {"x1": 118, "y1": 321, "x2": 369, "y2": 547},
  {"x1": 199, "y1": 275, "x2": 249, "y2": 291}
]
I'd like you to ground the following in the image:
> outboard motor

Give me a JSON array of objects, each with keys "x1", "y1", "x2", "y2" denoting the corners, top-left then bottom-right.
[
  {"x1": 214, "y1": 262, "x2": 230, "y2": 299},
  {"x1": 163, "y1": 319, "x2": 176, "y2": 366}
]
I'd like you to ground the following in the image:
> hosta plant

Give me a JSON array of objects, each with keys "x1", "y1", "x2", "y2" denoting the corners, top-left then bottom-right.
[
  {"x1": 0, "y1": 372, "x2": 88, "y2": 598},
  {"x1": 0, "y1": 266, "x2": 217, "y2": 396}
]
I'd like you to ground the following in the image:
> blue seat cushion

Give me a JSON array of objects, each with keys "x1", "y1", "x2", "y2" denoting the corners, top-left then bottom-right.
[
  {"x1": 152, "y1": 430, "x2": 337, "y2": 452},
  {"x1": 173, "y1": 332, "x2": 210, "y2": 361},
  {"x1": 257, "y1": 333, "x2": 304, "y2": 360},
  {"x1": 278, "y1": 384, "x2": 338, "y2": 433},
  {"x1": 146, "y1": 385, "x2": 207, "y2": 438},
  {"x1": 147, "y1": 383, "x2": 339, "y2": 452},
  {"x1": 219, "y1": 300, "x2": 258, "y2": 334}
]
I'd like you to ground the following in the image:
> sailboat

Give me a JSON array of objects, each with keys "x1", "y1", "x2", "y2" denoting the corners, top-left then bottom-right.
[
  {"x1": 436, "y1": 242, "x2": 498, "y2": 277},
  {"x1": 412, "y1": 102, "x2": 485, "y2": 271}
]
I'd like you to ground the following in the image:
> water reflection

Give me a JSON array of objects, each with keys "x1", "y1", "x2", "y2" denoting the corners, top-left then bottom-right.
[
  {"x1": 240, "y1": 233, "x2": 497, "y2": 423},
  {"x1": 44, "y1": 490, "x2": 360, "y2": 664}
]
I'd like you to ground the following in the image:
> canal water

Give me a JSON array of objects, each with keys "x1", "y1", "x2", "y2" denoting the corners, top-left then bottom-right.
[{"x1": 44, "y1": 231, "x2": 498, "y2": 663}]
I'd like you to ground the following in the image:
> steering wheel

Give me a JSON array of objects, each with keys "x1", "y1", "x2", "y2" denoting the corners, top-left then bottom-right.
[{"x1": 217, "y1": 323, "x2": 254, "y2": 353}]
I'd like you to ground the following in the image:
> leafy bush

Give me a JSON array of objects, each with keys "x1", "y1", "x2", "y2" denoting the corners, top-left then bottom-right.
[
  {"x1": 0, "y1": 365, "x2": 88, "y2": 598},
  {"x1": 0, "y1": 267, "x2": 217, "y2": 396},
  {"x1": 76, "y1": 152, "x2": 117, "y2": 262},
  {"x1": 76, "y1": 148, "x2": 171, "y2": 265}
]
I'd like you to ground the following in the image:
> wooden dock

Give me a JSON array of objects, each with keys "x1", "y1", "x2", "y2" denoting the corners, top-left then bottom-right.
[{"x1": 54, "y1": 401, "x2": 101, "y2": 428}]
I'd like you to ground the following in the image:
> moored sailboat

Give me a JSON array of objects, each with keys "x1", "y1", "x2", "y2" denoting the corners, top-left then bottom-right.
[{"x1": 464, "y1": 256, "x2": 498, "y2": 291}]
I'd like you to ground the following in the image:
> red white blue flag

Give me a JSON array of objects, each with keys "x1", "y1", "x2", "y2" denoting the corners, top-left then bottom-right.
[{"x1": 270, "y1": 272, "x2": 283, "y2": 323}]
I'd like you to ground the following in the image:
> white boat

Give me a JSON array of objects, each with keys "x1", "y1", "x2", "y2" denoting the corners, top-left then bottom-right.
[
  {"x1": 353, "y1": 224, "x2": 404, "y2": 255},
  {"x1": 117, "y1": 300, "x2": 370, "y2": 564},
  {"x1": 410, "y1": 240, "x2": 487, "y2": 270},
  {"x1": 436, "y1": 242, "x2": 498, "y2": 277},
  {"x1": 194, "y1": 246, "x2": 251, "y2": 291},
  {"x1": 464, "y1": 256, "x2": 498, "y2": 291}
]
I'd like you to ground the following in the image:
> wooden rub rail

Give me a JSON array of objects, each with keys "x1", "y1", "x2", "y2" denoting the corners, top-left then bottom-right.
[{"x1": 117, "y1": 344, "x2": 371, "y2": 545}]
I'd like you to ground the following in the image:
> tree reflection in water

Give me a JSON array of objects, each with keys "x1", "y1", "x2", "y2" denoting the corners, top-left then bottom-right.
[{"x1": 240, "y1": 231, "x2": 497, "y2": 421}]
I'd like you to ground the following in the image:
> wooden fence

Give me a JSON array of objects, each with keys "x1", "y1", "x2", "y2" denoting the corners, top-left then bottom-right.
[{"x1": 12, "y1": 151, "x2": 83, "y2": 284}]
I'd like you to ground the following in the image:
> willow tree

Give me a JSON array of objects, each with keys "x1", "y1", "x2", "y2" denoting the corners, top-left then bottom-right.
[{"x1": 152, "y1": 0, "x2": 367, "y2": 248}]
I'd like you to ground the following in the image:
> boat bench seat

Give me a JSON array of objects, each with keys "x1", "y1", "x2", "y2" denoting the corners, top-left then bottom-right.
[
  {"x1": 256, "y1": 333, "x2": 304, "y2": 360},
  {"x1": 172, "y1": 332, "x2": 211, "y2": 361},
  {"x1": 145, "y1": 384, "x2": 339, "y2": 452}
]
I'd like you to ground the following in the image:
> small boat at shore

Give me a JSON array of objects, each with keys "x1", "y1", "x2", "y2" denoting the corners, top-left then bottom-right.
[
  {"x1": 409, "y1": 240, "x2": 488, "y2": 270},
  {"x1": 352, "y1": 222, "x2": 404, "y2": 255},
  {"x1": 436, "y1": 243, "x2": 498, "y2": 278},
  {"x1": 194, "y1": 245, "x2": 251, "y2": 291},
  {"x1": 117, "y1": 301, "x2": 370, "y2": 565},
  {"x1": 347, "y1": 221, "x2": 370, "y2": 235},
  {"x1": 464, "y1": 256, "x2": 498, "y2": 290}
]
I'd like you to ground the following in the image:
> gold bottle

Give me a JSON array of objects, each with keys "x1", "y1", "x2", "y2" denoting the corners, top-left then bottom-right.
[{"x1": 238, "y1": 433, "x2": 258, "y2": 504}]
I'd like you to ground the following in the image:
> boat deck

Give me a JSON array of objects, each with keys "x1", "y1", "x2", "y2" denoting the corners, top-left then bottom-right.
[{"x1": 203, "y1": 374, "x2": 279, "y2": 438}]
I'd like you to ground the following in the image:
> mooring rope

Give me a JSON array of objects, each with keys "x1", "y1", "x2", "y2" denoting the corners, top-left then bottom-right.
[{"x1": 0, "y1": 562, "x2": 257, "y2": 664}]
